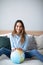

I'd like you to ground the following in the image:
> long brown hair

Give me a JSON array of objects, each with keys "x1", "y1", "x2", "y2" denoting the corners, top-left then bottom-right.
[{"x1": 12, "y1": 20, "x2": 26, "y2": 43}]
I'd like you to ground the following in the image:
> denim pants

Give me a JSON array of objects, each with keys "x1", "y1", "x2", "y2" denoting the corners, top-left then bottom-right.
[
  {"x1": 0, "y1": 48, "x2": 43, "y2": 62},
  {"x1": 25, "y1": 49, "x2": 43, "y2": 62},
  {"x1": 0, "y1": 48, "x2": 11, "y2": 58}
]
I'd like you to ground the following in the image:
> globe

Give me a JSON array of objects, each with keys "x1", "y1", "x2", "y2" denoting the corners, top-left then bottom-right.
[{"x1": 10, "y1": 49, "x2": 25, "y2": 64}]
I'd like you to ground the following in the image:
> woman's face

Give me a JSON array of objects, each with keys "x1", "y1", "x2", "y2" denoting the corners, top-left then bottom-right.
[{"x1": 15, "y1": 22, "x2": 23, "y2": 34}]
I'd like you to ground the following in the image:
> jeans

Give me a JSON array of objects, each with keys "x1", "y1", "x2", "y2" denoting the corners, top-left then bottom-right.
[
  {"x1": 25, "y1": 49, "x2": 43, "y2": 62},
  {"x1": 0, "y1": 48, "x2": 11, "y2": 58},
  {"x1": 0, "y1": 48, "x2": 43, "y2": 62}
]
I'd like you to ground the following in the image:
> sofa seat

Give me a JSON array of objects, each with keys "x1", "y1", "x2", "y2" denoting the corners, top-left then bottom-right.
[{"x1": 0, "y1": 54, "x2": 43, "y2": 65}]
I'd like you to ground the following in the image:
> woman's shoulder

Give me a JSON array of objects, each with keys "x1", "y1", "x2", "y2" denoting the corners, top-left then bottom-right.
[{"x1": 7, "y1": 33, "x2": 13, "y2": 38}]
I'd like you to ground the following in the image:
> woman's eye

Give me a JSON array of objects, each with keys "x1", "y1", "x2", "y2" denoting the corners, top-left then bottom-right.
[
  {"x1": 17, "y1": 26, "x2": 18, "y2": 27},
  {"x1": 16, "y1": 25, "x2": 22, "y2": 28}
]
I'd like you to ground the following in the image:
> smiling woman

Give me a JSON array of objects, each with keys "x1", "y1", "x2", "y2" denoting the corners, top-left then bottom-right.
[{"x1": 8, "y1": 19, "x2": 43, "y2": 63}]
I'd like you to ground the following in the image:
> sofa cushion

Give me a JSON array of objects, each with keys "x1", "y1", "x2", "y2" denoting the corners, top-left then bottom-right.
[
  {"x1": 27, "y1": 36, "x2": 37, "y2": 50},
  {"x1": 35, "y1": 35, "x2": 43, "y2": 50},
  {"x1": 0, "y1": 36, "x2": 11, "y2": 50}
]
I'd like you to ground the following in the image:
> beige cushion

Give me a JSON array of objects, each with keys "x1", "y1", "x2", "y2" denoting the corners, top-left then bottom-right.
[{"x1": 35, "y1": 35, "x2": 43, "y2": 50}]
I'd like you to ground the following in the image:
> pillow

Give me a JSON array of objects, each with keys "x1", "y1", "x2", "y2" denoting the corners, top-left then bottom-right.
[
  {"x1": 27, "y1": 36, "x2": 37, "y2": 50},
  {"x1": 0, "y1": 36, "x2": 11, "y2": 50},
  {"x1": 35, "y1": 35, "x2": 43, "y2": 50}
]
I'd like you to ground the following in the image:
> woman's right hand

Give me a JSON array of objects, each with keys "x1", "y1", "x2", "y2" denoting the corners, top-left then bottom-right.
[{"x1": 12, "y1": 48, "x2": 16, "y2": 51}]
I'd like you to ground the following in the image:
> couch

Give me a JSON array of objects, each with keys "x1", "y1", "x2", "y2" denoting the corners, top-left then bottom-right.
[{"x1": 0, "y1": 33, "x2": 43, "y2": 65}]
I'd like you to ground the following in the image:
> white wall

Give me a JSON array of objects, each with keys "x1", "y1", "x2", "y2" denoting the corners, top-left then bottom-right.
[{"x1": 0, "y1": 0, "x2": 43, "y2": 31}]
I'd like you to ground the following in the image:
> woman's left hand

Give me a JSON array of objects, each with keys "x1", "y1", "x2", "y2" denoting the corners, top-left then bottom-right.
[{"x1": 16, "y1": 48, "x2": 23, "y2": 51}]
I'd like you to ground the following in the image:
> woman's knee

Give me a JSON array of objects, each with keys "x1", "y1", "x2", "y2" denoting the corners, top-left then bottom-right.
[
  {"x1": 32, "y1": 49, "x2": 37, "y2": 51},
  {"x1": 1, "y1": 47, "x2": 6, "y2": 51},
  {"x1": 30, "y1": 49, "x2": 38, "y2": 54}
]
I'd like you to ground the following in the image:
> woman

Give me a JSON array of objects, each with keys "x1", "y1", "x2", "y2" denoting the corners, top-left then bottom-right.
[
  {"x1": 0, "y1": 20, "x2": 43, "y2": 62},
  {"x1": 10, "y1": 20, "x2": 43, "y2": 62}
]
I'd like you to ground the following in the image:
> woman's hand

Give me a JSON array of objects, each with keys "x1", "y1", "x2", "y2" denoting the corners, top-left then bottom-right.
[
  {"x1": 12, "y1": 48, "x2": 16, "y2": 51},
  {"x1": 12, "y1": 48, "x2": 23, "y2": 51},
  {"x1": 16, "y1": 48, "x2": 22, "y2": 51}
]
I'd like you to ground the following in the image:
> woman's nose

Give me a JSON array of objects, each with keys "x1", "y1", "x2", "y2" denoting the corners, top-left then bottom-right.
[{"x1": 18, "y1": 27, "x2": 20, "y2": 30}]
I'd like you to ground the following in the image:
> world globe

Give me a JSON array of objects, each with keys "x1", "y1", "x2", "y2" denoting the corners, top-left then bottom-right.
[{"x1": 10, "y1": 49, "x2": 25, "y2": 64}]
